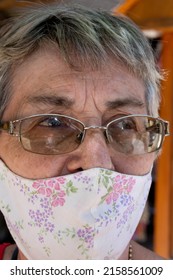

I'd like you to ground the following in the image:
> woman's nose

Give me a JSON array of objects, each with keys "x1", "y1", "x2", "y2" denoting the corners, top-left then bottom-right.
[{"x1": 66, "y1": 129, "x2": 115, "y2": 172}]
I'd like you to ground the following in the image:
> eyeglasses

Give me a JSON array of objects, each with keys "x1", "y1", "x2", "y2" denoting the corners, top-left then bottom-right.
[{"x1": 0, "y1": 113, "x2": 169, "y2": 155}]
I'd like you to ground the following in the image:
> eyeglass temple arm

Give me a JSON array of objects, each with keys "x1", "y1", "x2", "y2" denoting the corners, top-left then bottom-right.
[
  {"x1": 0, "y1": 121, "x2": 14, "y2": 134},
  {"x1": 164, "y1": 121, "x2": 170, "y2": 136}
]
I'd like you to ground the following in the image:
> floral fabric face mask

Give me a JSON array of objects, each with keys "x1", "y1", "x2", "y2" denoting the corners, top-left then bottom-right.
[{"x1": 0, "y1": 160, "x2": 152, "y2": 260}]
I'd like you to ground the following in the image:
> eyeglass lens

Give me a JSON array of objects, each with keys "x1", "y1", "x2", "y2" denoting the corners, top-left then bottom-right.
[
  {"x1": 19, "y1": 115, "x2": 164, "y2": 155},
  {"x1": 107, "y1": 116, "x2": 163, "y2": 155},
  {"x1": 20, "y1": 115, "x2": 84, "y2": 154}
]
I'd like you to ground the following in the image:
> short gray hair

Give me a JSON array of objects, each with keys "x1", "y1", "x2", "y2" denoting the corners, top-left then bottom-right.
[{"x1": 0, "y1": 3, "x2": 162, "y2": 118}]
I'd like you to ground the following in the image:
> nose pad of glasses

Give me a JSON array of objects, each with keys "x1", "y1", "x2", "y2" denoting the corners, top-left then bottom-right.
[
  {"x1": 105, "y1": 131, "x2": 113, "y2": 143},
  {"x1": 76, "y1": 132, "x2": 84, "y2": 143}
]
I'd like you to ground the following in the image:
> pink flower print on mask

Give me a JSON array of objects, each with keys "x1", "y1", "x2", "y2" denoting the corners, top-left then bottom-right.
[
  {"x1": 46, "y1": 188, "x2": 52, "y2": 197},
  {"x1": 56, "y1": 177, "x2": 66, "y2": 184},
  {"x1": 53, "y1": 182, "x2": 61, "y2": 191},
  {"x1": 32, "y1": 179, "x2": 66, "y2": 207},
  {"x1": 32, "y1": 180, "x2": 44, "y2": 189},
  {"x1": 105, "y1": 175, "x2": 125, "y2": 205},
  {"x1": 37, "y1": 187, "x2": 46, "y2": 195},
  {"x1": 51, "y1": 197, "x2": 65, "y2": 207},
  {"x1": 47, "y1": 177, "x2": 66, "y2": 190},
  {"x1": 105, "y1": 191, "x2": 119, "y2": 205},
  {"x1": 105, "y1": 175, "x2": 136, "y2": 205},
  {"x1": 113, "y1": 175, "x2": 135, "y2": 193},
  {"x1": 125, "y1": 177, "x2": 136, "y2": 193},
  {"x1": 51, "y1": 190, "x2": 66, "y2": 207},
  {"x1": 113, "y1": 175, "x2": 127, "y2": 192},
  {"x1": 34, "y1": 184, "x2": 52, "y2": 197}
]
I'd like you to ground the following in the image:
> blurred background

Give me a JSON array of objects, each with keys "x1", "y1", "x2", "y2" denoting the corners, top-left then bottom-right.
[{"x1": 0, "y1": 0, "x2": 172, "y2": 259}]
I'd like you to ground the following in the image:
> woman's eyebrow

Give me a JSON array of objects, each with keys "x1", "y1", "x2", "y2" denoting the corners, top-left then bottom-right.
[
  {"x1": 25, "y1": 94, "x2": 74, "y2": 108},
  {"x1": 25, "y1": 94, "x2": 145, "y2": 111},
  {"x1": 106, "y1": 97, "x2": 145, "y2": 110}
]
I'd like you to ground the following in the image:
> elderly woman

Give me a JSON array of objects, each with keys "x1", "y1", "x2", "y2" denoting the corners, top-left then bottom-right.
[{"x1": 0, "y1": 3, "x2": 169, "y2": 260}]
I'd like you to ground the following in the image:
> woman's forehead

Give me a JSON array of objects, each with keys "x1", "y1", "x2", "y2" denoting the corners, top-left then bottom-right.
[{"x1": 4, "y1": 48, "x2": 146, "y2": 120}]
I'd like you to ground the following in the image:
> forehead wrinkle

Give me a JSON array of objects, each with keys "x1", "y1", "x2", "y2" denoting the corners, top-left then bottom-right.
[{"x1": 77, "y1": 76, "x2": 104, "y2": 115}]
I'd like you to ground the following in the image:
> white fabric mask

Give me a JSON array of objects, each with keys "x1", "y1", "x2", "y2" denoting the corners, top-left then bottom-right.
[{"x1": 0, "y1": 160, "x2": 152, "y2": 260}]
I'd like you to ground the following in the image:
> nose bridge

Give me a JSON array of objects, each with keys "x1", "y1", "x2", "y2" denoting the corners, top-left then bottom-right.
[
  {"x1": 83, "y1": 125, "x2": 107, "y2": 135},
  {"x1": 79, "y1": 126, "x2": 114, "y2": 170},
  {"x1": 81, "y1": 125, "x2": 108, "y2": 143}
]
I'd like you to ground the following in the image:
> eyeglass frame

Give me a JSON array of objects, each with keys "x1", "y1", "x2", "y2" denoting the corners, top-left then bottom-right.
[{"x1": 0, "y1": 113, "x2": 170, "y2": 155}]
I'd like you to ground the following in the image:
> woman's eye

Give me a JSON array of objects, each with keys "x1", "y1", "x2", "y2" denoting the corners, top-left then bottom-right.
[
  {"x1": 39, "y1": 117, "x2": 63, "y2": 127},
  {"x1": 120, "y1": 120, "x2": 137, "y2": 130}
]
